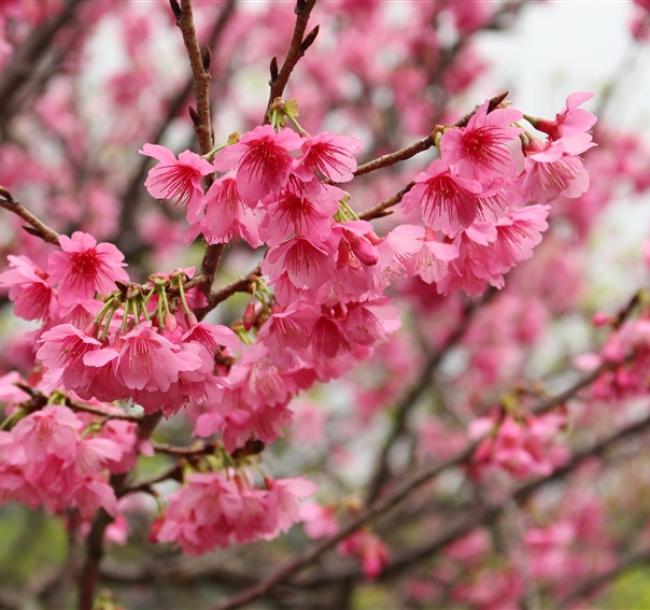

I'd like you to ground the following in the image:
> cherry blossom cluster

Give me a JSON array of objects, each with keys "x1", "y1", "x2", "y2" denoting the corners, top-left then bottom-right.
[
  {"x1": 0, "y1": 403, "x2": 136, "y2": 519},
  {"x1": 154, "y1": 472, "x2": 315, "y2": 555},
  {"x1": 0, "y1": 90, "x2": 600, "y2": 562},
  {"x1": 393, "y1": 93, "x2": 595, "y2": 296}
]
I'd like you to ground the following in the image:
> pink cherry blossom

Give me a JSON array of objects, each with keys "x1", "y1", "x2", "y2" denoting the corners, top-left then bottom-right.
[
  {"x1": 520, "y1": 136, "x2": 594, "y2": 203},
  {"x1": 47, "y1": 232, "x2": 128, "y2": 304},
  {"x1": 117, "y1": 322, "x2": 196, "y2": 392},
  {"x1": 401, "y1": 159, "x2": 483, "y2": 236},
  {"x1": 295, "y1": 132, "x2": 362, "y2": 183},
  {"x1": 533, "y1": 92, "x2": 596, "y2": 140},
  {"x1": 196, "y1": 174, "x2": 262, "y2": 247},
  {"x1": 0, "y1": 254, "x2": 55, "y2": 320},
  {"x1": 440, "y1": 100, "x2": 522, "y2": 180},
  {"x1": 140, "y1": 143, "x2": 213, "y2": 220},
  {"x1": 37, "y1": 324, "x2": 103, "y2": 390},
  {"x1": 214, "y1": 125, "x2": 302, "y2": 206},
  {"x1": 259, "y1": 179, "x2": 339, "y2": 246}
]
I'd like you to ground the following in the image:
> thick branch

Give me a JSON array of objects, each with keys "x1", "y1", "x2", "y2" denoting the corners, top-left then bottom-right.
[{"x1": 77, "y1": 413, "x2": 161, "y2": 610}]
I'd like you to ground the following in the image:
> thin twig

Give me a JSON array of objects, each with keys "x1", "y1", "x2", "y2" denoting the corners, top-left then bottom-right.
[
  {"x1": 172, "y1": 0, "x2": 232, "y2": 315},
  {"x1": 265, "y1": 0, "x2": 318, "y2": 121},
  {"x1": 175, "y1": 0, "x2": 213, "y2": 155},
  {"x1": 357, "y1": 91, "x2": 509, "y2": 220},
  {"x1": 0, "y1": 187, "x2": 60, "y2": 245},
  {"x1": 65, "y1": 401, "x2": 142, "y2": 423}
]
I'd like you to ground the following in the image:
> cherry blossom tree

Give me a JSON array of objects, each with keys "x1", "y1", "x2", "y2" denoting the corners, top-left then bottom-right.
[{"x1": 1, "y1": 1, "x2": 650, "y2": 609}]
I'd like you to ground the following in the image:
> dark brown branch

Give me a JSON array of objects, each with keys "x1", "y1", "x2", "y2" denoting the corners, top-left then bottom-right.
[
  {"x1": 0, "y1": 187, "x2": 60, "y2": 245},
  {"x1": 265, "y1": 0, "x2": 318, "y2": 121},
  {"x1": 176, "y1": 0, "x2": 214, "y2": 155},
  {"x1": 173, "y1": 0, "x2": 236, "y2": 315},
  {"x1": 65, "y1": 401, "x2": 142, "y2": 423},
  {"x1": 151, "y1": 440, "x2": 216, "y2": 457},
  {"x1": 77, "y1": 413, "x2": 161, "y2": 610},
  {"x1": 100, "y1": 558, "x2": 255, "y2": 589},
  {"x1": 202, "y1": 263, "x2": 261, "y2": 314}
]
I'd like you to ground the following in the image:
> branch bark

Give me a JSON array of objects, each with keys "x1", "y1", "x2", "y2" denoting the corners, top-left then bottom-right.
[
  {"x1": 77, "y1": 413, "x2": 161, "y2": 610},
  {"x1": 365, "y1": 288, "x2": 496, "y2": 504}
]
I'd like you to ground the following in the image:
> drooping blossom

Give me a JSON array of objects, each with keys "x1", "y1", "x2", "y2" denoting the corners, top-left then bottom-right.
[
  {"x1": 155, "y1": 471, "x2": 314, "y2": 554},
  {"x1": 520, "y1": 135, "x2": 594, "y2": 203},
  {"x1": 531, "y1": 91, "x2": 596, "y2": 141},
  {"x1": 0, "y1": 255, "x2": 55, "y2": 320},
  {"x1": 195, "y1": 174, "x2": 262, "y2": 247}
]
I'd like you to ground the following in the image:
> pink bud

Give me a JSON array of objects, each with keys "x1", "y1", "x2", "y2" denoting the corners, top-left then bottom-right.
[
  {"x1": 164, "y1": 313, "x2": 177, "y2": 332},
  {"x1": 349, "y1": 234, "x2": 379, "y2": 266},
  {"x1": 243, "y1": 301, "x2": 257, "y2": 331},
  {"x1": 592, "y1": 312, "x2": 612, "y2": 327}
]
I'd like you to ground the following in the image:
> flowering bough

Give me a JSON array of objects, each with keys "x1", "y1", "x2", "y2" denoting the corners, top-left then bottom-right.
[{"x1": 1, "y1": 1, "x2": 650, "y2": 609}]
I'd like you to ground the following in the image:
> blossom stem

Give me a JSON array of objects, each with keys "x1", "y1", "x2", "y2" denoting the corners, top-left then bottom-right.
[{"x1": 176, "y1": 275, "x2": 192, "y2": 317}]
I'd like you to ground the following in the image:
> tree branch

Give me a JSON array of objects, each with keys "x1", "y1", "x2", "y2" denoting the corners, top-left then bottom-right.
[
  {"x1": 557, "y1": 548, "x2": 650, "y2": 609},
  {"x1": 211, "y1": 362, "x2": 613, "y2": 610},
  {"x1": 357, "y1": 91, "x2": 509, "y2": 220},
  {"x1": 118, "y1": 0, "x2": 236, "y2": 250},
  {"x1": 298, "y1": 408, "x2": 650, "y2": 588},
  {"x1": 77, "y1": 413, "x2": 161, "y2": 610}
]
